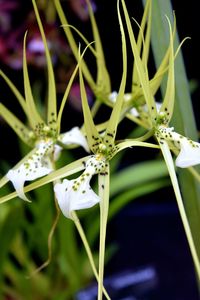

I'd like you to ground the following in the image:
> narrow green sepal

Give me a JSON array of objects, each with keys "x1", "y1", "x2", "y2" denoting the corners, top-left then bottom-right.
[
  {"x1": 32, "y1": 0, "x2": 57, "y2": 130},
  {"x1": 0, "y1": 103, "x2": 34, "y2": 147}
]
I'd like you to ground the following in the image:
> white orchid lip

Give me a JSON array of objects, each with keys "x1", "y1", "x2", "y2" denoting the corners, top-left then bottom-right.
[
  {"x1": 157, "y1": 125, "x2": 200, "y2": 168},
  {"x1": 7, "y1": 140, "x2": 54, "y2": 201},
  {"x1": 54, "y1": 127, "x2": 89, "y2": 160},
  {"x1": 175, "y1": 139, "x2": 200, "y2": 168},
  {"x1": 54, "y1": 156, "x2": 106, "y2": 218}
]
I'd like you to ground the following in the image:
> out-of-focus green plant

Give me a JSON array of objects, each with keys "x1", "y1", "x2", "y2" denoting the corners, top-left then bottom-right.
[{"x1": 0, "y1": 0, "x2": 200, "y2": 299}]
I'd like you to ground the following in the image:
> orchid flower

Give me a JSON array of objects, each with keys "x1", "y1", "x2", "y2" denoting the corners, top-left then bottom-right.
[
  {"x1": 0, "y1": 0, "x2": 89, "y2": 201},
  {"x1": 120, "y1": 0, "x2": 200, "y2": 281},
  {"x1": 0, "y1": 2, "x2": 159, "y2": 298},
  {"x1": 52, "y1": 4, "x2": 160, "y2": 298}
]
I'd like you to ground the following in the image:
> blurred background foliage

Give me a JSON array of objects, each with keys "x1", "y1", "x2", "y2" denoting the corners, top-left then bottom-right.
[{"x1": 0, "y1": 0, "x2": 200, "y2": 299}]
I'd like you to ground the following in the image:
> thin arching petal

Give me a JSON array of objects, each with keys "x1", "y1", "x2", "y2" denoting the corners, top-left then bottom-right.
[
  {"x1": 0, "y1": 103, "x2": 34, "y2": 147},
  {"x1": 104, "y1": 0, "x2": 127, "y2": 145},
  {"x1": 32, "y1": 0, "x2": 57, "y2": 130}
]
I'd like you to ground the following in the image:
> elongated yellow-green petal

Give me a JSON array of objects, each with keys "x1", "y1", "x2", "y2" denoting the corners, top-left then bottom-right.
[
  {"x1": 147, "y1": 14, "x2": 176, "y2": 97},
  {"x1": 132, "y1": 0, "x2": 151, "y2": 91},
  {"x1": 115, "y1": 139, "x2": 159, "y2": 156},
  {"x1": 62, "y1": 24, "x2": 97, "y2": 57},
  {"x1": 103, "y1": 0, "x2": 127, "y2": 145},
  {"x1": 53, "y1": 0, "x2": 96, "y2": 92},
  {"x1": 0, "y1": 103, "x2": 34, "y2": 146},
  {"x1": 72, "y1": 212, "x2": 111, "y2": 300},
  {"x1": 32, "y1": 0, "x2": 57, "y2": 130},
  {"x1": 23, "y1": 31, "x2": 44, "y2": 129},
  {"x1": 86, "y1": 0, "x2": 111, "y2": 95},
  {"x1": 57, "y1": 63, "x2": 79, "y2": 134},
  {"x1": 79, "y1": 56, "x2": 101, "y2": 153},
  {"x1": 0, "y1": 156, "x2": 90, "y2": 204},
  {"x1": 98, "y1": 164, "x2": 110, "y2": 300},
  {"x1": 121, "y1": 0, "x2": 156, "y2": 122},
  {"x1": 159, "y1": 16, "x2": 174, "y2": 123},
  {"x1": 58, "y1": 42, "x2": 95, "y2": 134},
  {"x1": 0, "y1": 70, "x2": 28, "y2": 116},
  {"x1": 159, "y1": 140, "x2": 200, "y2": 282}
]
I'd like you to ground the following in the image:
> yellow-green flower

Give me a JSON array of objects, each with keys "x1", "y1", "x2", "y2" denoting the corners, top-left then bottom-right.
[{"x1": 0, "y1": 0, "x2": 88, "y2": 201}]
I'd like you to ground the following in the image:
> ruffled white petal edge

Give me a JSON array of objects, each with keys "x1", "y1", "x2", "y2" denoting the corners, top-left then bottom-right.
[
  {"x1": 54, "y1": 156, "x2": 106, "y2": 218},
  {"x1": 175, "y1": 139, "x2": 200, "y2": 168},
  {"x1": 7, "y1": 140, "x2": 53, "y2": 201},
  {"x1": 54, "y1": 178, "x2": 100, "y2": 219},
  {"x1": 58, "y1": 127, "x2": 89, "y2": 154}
]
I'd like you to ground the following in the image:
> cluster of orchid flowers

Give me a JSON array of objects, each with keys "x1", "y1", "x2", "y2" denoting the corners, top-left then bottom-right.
[{"x1": 1, "y1": 0, "x2": 200, "y2": 299}]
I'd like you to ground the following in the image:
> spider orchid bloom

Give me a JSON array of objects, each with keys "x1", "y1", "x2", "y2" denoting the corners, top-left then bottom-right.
[
  {"x1": 54, "y1": 156, "x2": 105, "y2": 219},
  {"x1": 156, "y1": 126, "x2": 200, "y2": 168},
  {"x1": 7, "y1": 140, "x2": 54, "y2": 201},
  {"x1": 121, "y1": 0, "x2": 200, "y2": 281},
  {"x1": 0, "y1": 0, "x2": 88, "y2": 201},
  {"x1": 55, "y1": 0, "x2": 168, "y2": 127},
  {"x1": 53, "y1": 5, "x2": 159, "y2": 298}
]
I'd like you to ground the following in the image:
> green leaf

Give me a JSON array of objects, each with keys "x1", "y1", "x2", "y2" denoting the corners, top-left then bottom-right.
[
  {"x1": 110, "y1": 159, "x2": 168, "y2": 196},
  {"x1": 109, "y1": 179, "x2": 168, "y2": 221}
]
